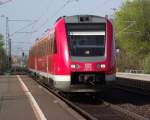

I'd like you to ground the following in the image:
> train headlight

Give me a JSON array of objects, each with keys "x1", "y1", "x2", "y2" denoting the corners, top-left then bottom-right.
[
  {"x1": 101, "y1": 64, "x2": 106, "y2": 69},
  {"x1": 70, "y1": 64, "x2": 80, "y2": 69},
  {"x1": 71, "y1": 64, "x2": 76, "y2": 68}
]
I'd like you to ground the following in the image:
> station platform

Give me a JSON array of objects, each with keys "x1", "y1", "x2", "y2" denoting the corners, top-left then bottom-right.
[
  {"x1": 117, "y1": 72, "x2": 150, "y2": 81},
  {"x1": 0, "y1": 75, "x2": 84, "y2": 120},
  {"x1": 116, "y1": 72, "x2": 150, "y2": 90}
]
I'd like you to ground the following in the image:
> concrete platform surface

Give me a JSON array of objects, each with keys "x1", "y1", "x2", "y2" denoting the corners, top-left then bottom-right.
[
  {"x1": 0, "y1": 75, "x2": 36, "y2": 120},
  {"x1": 0, "y1": 75, "x2": 85, "y2": 120},
  {"x1": 117, "y1": 72, "x2": 150, "y2": 81}
]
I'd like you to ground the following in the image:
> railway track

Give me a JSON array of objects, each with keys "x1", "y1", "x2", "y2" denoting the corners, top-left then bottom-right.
[
  {"x1": 115, "y1": 84, "x2": 150, "y2": 96},
  {"x1": 28, "y1": 74, "x2": 150, "y2": 120},
  {"x1": 102, "y1": 87, "x2": 150, "y2": 120},
  {"x1": 116, "y1": 76, "x2": 150, "y2": 96},
  {"x1": 32, "y1": 77, "x2": 97, "y2": 120},
  {"x1": 69, "y1": 96, "x2": 147, "y2": 120}
]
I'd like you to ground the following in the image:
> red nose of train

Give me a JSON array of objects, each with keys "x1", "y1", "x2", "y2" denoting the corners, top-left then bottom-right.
[{"x1": 70, "y1": 62, "x2": 107, "y2": 72}]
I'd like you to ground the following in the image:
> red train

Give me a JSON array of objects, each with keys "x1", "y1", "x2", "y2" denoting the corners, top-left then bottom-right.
[{"x1": 28, "y1": 15, "x2": 116, "y2": 92}]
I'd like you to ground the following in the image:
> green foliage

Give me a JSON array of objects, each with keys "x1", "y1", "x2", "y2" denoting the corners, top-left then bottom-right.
[
  {"x1": 0, "y1": 34, "x2": 4, "y2": 48},
  {"x1": 144, "y1": 55, "x2": 150, "y2": 74},
  {"x1": 0, "y1": 33, "x2": 6, "y2": 72},
  {"x1": 115, "y1": 0, "x2": 150, "y2": 72}
]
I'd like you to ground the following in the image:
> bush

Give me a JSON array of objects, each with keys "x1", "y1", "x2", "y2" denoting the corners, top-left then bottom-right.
[{"x1": 144, "y1": 55, "x2": 150, "y2": 74}]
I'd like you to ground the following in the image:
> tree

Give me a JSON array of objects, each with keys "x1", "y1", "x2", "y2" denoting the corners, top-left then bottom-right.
[
  {"x1": 0, "y1": 33, "x2": 6, "y2": 73},
  {"x1": 115, "y1": 0, "x2": 150, "y2": 72},
  {"x1": 0, "y1": 33, "x2": 3, "y2": 48}
]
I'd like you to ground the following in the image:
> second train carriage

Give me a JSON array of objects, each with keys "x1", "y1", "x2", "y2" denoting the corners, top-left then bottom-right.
[{"x1": 28, "y1": 15, "x2": 116, "y2": 92}]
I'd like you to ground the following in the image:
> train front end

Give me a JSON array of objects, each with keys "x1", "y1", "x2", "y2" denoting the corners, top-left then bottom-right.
[{"x1": 55, "y1": 15, "x2": 116, "y2": 92}]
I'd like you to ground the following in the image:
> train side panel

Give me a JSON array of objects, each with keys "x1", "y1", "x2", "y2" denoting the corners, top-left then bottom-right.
[
  {"x1": 105, "y1": 19, "x2": 116, "y2": 81},
  {"x1": 52, "y1": 19, "x2": 71, "y2": 89}
]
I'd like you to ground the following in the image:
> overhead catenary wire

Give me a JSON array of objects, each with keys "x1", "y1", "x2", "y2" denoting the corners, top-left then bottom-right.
[
  {"x1": 27, "y1": 0, "x2": 55, "y2": 43},
  {"x1": 34, "y1": 0, "x2": 78, "y2": 33},
  {"x1": 30, "y1": 0, "x2": 55, "y2": 31},
  {"x1": 89, "y1": 0, "x2": 111, "y2": 14},
  {"x1": 27, "y1": 0, "x2": 74, "y2": 46},
  {"x1": 11, "y1": 31, "x2": 35, "y2": 52},
  {"x1": 26, "y1": 0, "x2": 79, "y2": 57},
  {"x1": 27, "y1": 0, "x2": 78, "y2": 46},
  {"x1": 10, "y1": 20, "x2": 37, "y2": 36}
]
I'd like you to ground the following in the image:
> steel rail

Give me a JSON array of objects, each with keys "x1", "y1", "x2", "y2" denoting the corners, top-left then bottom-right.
[
  {"x1": 30, "y1": 75, "x2": 149, "y2": 120},
  {"x1": 103, "y1": 101, "x2": 149, "y2": 120},
  {"x1": 17, "y1": 71, "x2": 150, "y2": 120},
  {"x1": 115, "y1": 84, "x2": 150, "y2": 96},
  {"x1": 33, "y1": 77, "x2": 97, "y2": 120}
]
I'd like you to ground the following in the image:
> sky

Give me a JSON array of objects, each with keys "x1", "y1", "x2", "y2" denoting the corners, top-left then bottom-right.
[{"x1": 0, "y1": 0, "x2": 123, "y2": 56}]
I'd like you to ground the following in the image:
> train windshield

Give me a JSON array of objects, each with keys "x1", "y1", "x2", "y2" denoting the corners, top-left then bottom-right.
[{"x1": 68, "y1": 32, "x2": 105, "y2": 57}]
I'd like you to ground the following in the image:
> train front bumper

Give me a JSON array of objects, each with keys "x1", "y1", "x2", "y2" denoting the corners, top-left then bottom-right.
[{"x1": 53, "y1": 74, "x2": 116, "y2": 92}]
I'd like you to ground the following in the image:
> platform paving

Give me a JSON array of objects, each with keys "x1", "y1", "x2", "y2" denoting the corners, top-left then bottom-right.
[
  {"x1": 116, "y1": 73, "x2": 150, "y2": 90},
  {"x1": 0, "y1": 75, "x2": 36, "y2": 120},
  {"x1": 0, "y1": 75, "x2": 84, "y2": 120},
  {"x1": 117, "y1": 72, "x2": 150, "y2": 81}
]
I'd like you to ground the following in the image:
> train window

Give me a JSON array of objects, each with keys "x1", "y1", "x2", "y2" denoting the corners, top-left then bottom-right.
[
  {"x1": 46, "y1": 31, "x2": 57, "y2": 55},
  {"x1": 38, "y1": 43, "x2": 40, "y2": 56},
  {"x1": 47, "y1": 40, "x2": 49, "y2": 55},
  {"x1": 48, "y1": 32, "x2": 57, "y2": 54},
  {"x1": 52, "y1": 38, "x2": 54, "y2": 53},
  {"x1": 41, "y1": 42, "x2": 43, "y2": 56},
  {"x1": 45, "y1": 39, "x2": 47, "y2": 55},
  {"x1": 66, "y1": 23, "x2": 106, "y2": 31},
  {"x1": 50, "y1": 37, "x2": 52, "y2": 54},
  {"x1": 50, "y1": 37, "x2": 52, "y2": 53},
  {"x1": 42, "y1": 43, "x2": 43, "y2": 56},
  {"x1": 48, "y1": 40, "x2": 50, "y2": 54},
  {"x1": 33, "y1": 47, "x2": 34, "y2": 56},
  {"x1": 40, "y1": 43, "x2": 42, "y2": 56},
  {"x1": 46, "y1": 40, "x2": 48, "y2": 55},
  {"x1": 43, "y1": 42, "x2": 45, "y2": 56},
  {"x1": 48, "y1": 34, "x2": 51, "y2": 55},
  {"x1": 42, "y1": 43, "x2": 44, "y2": 56},
  {"x1": 33, "y1": 47, "x2": 35, "y2": 56},
  {"x1": 36, "y1": 45, "x2": 38, "y2": 56},
  {"x1": 49, "y1": 40, "x2": 51, "y2": 54},
  {"x1": 68, "y1": 35, "x2": 105, "y2": 57},
  {"x1": 42, "y1": 42, "x2": 44, "y2": 56},
  {"x1": 53, "y1": 33, "x2": 57, "y2": 54},
  {"x1": 45, "y1": 41, "x2": 47, "y2": 55},
  {"x1": 32, "y1": 48, "x2": 33, "y2": 56},
  {"x1": 47, "y1": 40, "x2": 49, "y2": 54}
]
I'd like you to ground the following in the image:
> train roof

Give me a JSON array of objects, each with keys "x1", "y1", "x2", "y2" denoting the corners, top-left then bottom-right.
[{"x1": 56, "y1": 15, "x2": 106, "y2": 23}]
